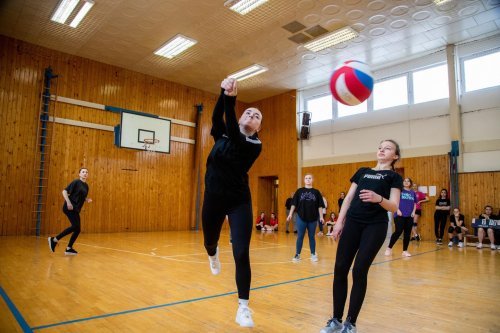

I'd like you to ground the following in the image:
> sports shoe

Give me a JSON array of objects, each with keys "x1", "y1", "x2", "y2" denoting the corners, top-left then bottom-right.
[
  {"x1": 448, "y1": 241, "x2": 453, "y2": 247},
  {"x1": 490, "y1": 243, "x2": 496, "y2": 250},
  {"x1": 292, "y1": 254, "x2": 301, "y2": 262},
  {"x1": 286, "y1": 230, "x2": 290, "y2": 233},
  {"x1": 497, "y1": 245, "x2": 500, "y2": 250},
  {"x1": 402, "y1": 251, "x2": 411, "y2": 257},
  {"x1": 208, "y1": 247, "x2": 221, "y2": 275},
  {"x1": 416, "y1": 234, "x2": 421, "y2": 241},
  {"x1": 320, "y1": 317, "x2": 343, "y2": 333},
  {"x1": 437, "y1": 239, "x2": 443, "y2": 245},
  {"x1": 458, "y1": 242, "x2": 464, "y2": 248},
  {"x1": 410, "y1": 236, "x2": 416, "y2": 241},
  {"x1": 476, "y1": 243, "x2": 483, "y2": 249},
  {"x1": 64, "y1": 248, "x2": 78, "y2": 256},
  {"x1": 48, "y1": 237, "x2": 57, "y2": 252},
  {"x1": 310, "y1": 253, "x2": 319, "y2": 262},
  {"x1": 317, "y1": 232, "x2": 324, "y2": 236},
  {"x1": 384, "y1": 248, "x2": 392, "y2": 256},
  {"x1": 235, "y1": 305, "x2": 254, "y2": 327},
  {"x1": 340, "y1": 321, "x2": 357, "y2": 333}
]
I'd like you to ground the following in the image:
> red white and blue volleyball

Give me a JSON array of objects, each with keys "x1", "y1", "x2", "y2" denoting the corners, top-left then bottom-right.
[{"x1": 330, "y1": 60, "x2": 374, "y2": 106}]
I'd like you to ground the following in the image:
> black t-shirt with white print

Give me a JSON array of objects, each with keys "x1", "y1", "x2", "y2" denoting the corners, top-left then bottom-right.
[
  {"x1": 346, "y1": 167, "x2": 403, "y2": 224},
  {"x1": 292, "y1": 187, "x2": 325, "y2": 222}
]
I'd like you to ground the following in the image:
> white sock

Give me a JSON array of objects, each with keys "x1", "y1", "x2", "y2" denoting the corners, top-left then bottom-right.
[
  {"x1": 66, "y1": 247, "x2": 71, "y2": 250},
  {"x1": 239, "y1": 299, "x2": 249, "y2": 307},
  {"x1": 53, "y1": 237, "x2": 58, "y2": 242}
]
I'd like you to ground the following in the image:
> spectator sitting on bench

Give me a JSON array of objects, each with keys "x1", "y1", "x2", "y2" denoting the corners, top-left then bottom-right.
[
  {"x1": 448, "y1": 207, "x2": 466, "y2": 248},
  {"x1": 476, "y1": 205, "x2": 498, "y2": 250}
]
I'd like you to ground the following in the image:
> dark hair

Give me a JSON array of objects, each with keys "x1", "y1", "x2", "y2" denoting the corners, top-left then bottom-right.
[
  {"x1": 440, "y1": 189, "x2": 448, "y2": 198},
  {"x1": 79, "y1": 167, "x2": 88, "y2": 173},
  {"x1": 380, "y1": 139, "x2": 400, "y2": 170},
  {"x1": 484, "y1": 205, "x2": 492, "y2": 210}
]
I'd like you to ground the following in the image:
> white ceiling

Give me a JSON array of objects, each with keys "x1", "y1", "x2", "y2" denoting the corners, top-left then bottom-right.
[{"x1": 0, "y1": 0, "x2": 499, "y2": 102}]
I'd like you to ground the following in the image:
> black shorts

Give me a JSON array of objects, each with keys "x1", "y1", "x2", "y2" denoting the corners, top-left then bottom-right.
[
  {"x1": 414, "y1": 209, "x2": 422, "y2": 216},
  {"x1": 448, "y1": 226, "x2": 462, "y2": 234}
]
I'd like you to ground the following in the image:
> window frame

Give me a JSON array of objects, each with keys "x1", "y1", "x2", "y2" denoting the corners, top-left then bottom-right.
[{"x1": 460, "y1": 47, "x2": 500, "y2": 94}]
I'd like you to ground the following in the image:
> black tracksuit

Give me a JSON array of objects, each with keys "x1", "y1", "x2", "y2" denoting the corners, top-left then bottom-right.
[{"x1": 202, "y1": 89, "x2": 261, "y2": 300}]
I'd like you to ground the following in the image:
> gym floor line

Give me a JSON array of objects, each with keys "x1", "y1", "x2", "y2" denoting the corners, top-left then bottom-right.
[{"x1": 1, "y1": 247, "x2": 442, "y2": 332}]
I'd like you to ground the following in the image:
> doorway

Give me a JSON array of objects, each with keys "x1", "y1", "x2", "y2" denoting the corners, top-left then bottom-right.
[{"x1": 257, "y1": 176, "x2": 279, "y2": 220}]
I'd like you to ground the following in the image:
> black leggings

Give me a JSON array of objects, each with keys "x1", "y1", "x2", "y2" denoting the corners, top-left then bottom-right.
[
  {"x1": 57, "y1": 205, "x2": 81, "y2": 248},
  {"x1": 333, "y1": 220, "x2": 387, "y2": 324},
  {"x1": 434, "y1": 213, "x2": 448, "y2": 239},
  {"x1": 202, "y1": 192, "x2": 253, "y2": 300},
  {"x1": 388, "y1": 216, "x2": 413, "y2": 251}
]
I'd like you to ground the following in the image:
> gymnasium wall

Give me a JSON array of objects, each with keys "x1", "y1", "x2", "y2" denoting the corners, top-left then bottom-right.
[
  {"x1": 0, "y1": 35, "x2": 298, "y2": 236},
  {"x1": 300, "y1": 35, "x2": 500, "y2": 172},
  {"x1": 303, "y1": 155, "x2": 451, "y2": 242}
]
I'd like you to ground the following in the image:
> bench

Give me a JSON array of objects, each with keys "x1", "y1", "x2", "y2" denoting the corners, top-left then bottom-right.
[{"x1": 465, "y1": 218, "x2": 500, "y2": 247}]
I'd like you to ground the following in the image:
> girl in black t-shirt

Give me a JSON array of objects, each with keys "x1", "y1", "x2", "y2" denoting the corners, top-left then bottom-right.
[
  {"x1": 434, "y1": 189, "x2": 450, "y2": 244},
  {"x1": 287, "y1": 174, "x2": 325, "y2": 262},
  {"x1": 202, "y1": 78, "x2": 262, "y2": 328},
  {"x1": 448, "y1": 207, "x2": 466, "y2": 247},
  {"x1": 48, "y1": 168, "x2": 92, "y2": 256},
  {"x1": 320, "y1": 140, "x2": 403, "y2": 333}
]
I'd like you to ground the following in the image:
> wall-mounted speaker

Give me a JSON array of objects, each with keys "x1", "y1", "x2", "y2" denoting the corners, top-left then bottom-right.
[{"x1": 299, "y1": 111, "x2": 311, "y2": 140}]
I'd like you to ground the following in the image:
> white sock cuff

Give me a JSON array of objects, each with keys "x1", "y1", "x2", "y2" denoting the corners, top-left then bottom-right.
[{"x1": 239, "y1": 299, "x2": 249, "y2": 307}]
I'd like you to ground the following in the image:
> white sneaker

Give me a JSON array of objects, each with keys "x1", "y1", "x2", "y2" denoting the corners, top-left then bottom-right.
[
  {"x1": 384, "y1": 248, "x2": 392, "y2": 256},
  {"x1": 448, "y1": 241, "x2": 453, "y2": 247},
  {"x1": 235, "y1": 306, "x2": 254, "y2": 327},
  {"x1": 402, "y1": 251, "x2": 412, "y2": 257},
  {"x1": 458, "y1": 242, "x2": 464, "y2": 248},
  {"x1": 491, "y1": 244, "x2": 496, "y2": 250},
  {"x1": 476, "y1": 243, "x2": 483, "y2": 249},
  {"x1": 497, "y1": 245, "x2": 500, "y2": 250},
  {"x1": 310, "y1": 253, "x2": 318, "y2": 262},
  {"x1": 208, "y1": 247, "x2": 220, "y2": 275},
  {"x1": 292, "y1": 254, "x2": 301, "y2": 262}
]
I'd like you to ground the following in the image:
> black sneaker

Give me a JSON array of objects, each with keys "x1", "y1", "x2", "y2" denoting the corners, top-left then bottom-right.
[
  {"x1": 286, "y1": 230, "x2": 290, "y2": 233},
  {"x1": 48, "y1": 237, "x2": 57, "y2": 252},
  {"x1": 64, "y1": 248, "x2": 78, "y2": 256},
  {"x1": 416, "y1": 234, "x2": 421, "y2": 241},
  {"x1": 437, "y1": 238, "x2": 443, "y2": 245},
  {"x1": 410, "y1": 236, "x2": 416, "y2": 241},
  {"x1": 294, "y1": 230, "x2": 297, "y2": 234}
]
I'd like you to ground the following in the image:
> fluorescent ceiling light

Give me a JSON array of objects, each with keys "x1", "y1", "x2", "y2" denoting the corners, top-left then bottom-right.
[
  {"x1": 154, "y1": 34, "x2": 197, "y2": 59},
  {"x1": 228, "y1": 64, "x2": 268, "y2": 81},
  {"x1": 433, "y1": 0, "x2": 453, "y2": 4},
  {"x1": 224, "y1": 0, "x2": 268, "y2": 15},
  {"x1": 69, "y1": 0, "x2": 94, "y2": 28},
  {"x1": 303, "y1": 27, "x2": 359, "y2": 52},
  {"x1": 51, "y1": 0, "x2": 80, "y2": 24}
]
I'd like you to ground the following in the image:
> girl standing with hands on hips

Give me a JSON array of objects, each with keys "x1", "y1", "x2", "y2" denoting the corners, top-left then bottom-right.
[
  {"x1": 320, "y1": 140, "x2": 403, "y2": 333},
  {"x1": 202, "y1": 78, "x2": 262, "y2": 328}
]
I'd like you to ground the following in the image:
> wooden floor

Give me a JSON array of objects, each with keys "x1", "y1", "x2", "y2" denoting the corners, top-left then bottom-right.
[{"x1": 0, "y1": 230, "x2": 499, "y2": 333}]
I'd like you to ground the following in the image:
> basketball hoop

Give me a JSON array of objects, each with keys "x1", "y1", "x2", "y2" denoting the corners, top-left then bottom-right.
[{"x1": 142, "y1": 138, "x2": 160, "y2": 153}]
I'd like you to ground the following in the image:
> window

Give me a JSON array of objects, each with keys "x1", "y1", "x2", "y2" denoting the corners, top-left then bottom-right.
[
  {"x1": 373, "y1": 76, "x2": 408, "y2": 110},
  {"x1": 337, "y1": 100, "x2": 367, "y2": 118},
  {"x1": 306, "y1": 94, "x2": 333, "y2": 123},
  {"x1": 413, "y1": 64, "x2": 449, "y2": 103},
  {"x1": 463, "y1": 50, "x2": 500, "y2": 92}
]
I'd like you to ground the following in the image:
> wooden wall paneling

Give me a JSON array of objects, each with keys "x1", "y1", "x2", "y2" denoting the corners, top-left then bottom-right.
[
  {"x1": 0, "y1": 35, "x2": 226, "y2": 236},
  {"x1": 458, "y1": 172, "x2": 500, "y2": 223},
  {"x1": 303, "y1": 155, "x2": 450, "y2": 242},
  {"x1": 245, "y1": 91, "x2": 298, "y2": 229}
]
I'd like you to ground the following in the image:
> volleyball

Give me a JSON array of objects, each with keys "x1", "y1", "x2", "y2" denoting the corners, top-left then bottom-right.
[{"x1": 329, "y1": 60, "x2": 374, "y2": 106}]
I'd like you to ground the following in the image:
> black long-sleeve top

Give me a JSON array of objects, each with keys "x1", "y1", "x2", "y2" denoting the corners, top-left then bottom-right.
[{"x1": 204, "y1": 89, "x2": 262, "y2": 204}]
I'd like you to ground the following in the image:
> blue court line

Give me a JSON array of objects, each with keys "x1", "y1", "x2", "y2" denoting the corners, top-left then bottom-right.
[
  {"x1": 23, "y1": 248, "x2": 443, "y2": 331},
  {"x1": 0, "y1": 285, "x2": 33, "y2": 333}
]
